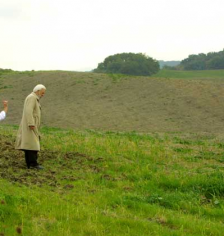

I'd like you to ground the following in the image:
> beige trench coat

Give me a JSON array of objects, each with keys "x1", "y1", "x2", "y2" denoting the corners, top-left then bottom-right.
[{"x1": 15, "y1": 92, "x2": 41, "y2": 151}]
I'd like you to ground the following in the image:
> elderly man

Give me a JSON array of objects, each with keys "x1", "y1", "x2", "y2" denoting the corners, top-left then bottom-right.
[
  {"x1": 0, "y1": 100, "x2": 8, "y2": 121},
  {"x1": 15, "y1": 84, "x2": 46, "y2": 169}
]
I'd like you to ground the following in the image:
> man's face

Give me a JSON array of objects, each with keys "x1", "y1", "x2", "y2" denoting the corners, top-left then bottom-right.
[{"x1": 37, "y1": 89, "x2": 46, "y2": 98}]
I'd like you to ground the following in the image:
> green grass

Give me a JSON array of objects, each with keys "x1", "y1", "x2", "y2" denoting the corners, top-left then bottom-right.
[
  {"x1": 1, "y1": 126, "x2": 224, "y2": 235},
  {"x1": 154, "y1": 69, "x2": 224, "y2": 79}
]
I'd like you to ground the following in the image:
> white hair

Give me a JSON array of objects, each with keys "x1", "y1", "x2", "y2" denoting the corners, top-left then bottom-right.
[{"x1": 33, "y1": 84, "x2": 46, "y2": 92}]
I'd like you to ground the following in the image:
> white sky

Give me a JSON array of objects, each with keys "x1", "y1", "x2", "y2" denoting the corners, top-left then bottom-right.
[{"x1": 0, "y1": 0, "x2": 224, "y2": 71}]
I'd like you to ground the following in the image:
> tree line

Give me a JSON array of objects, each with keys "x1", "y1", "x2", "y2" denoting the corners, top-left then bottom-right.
[
  {"x1": 177, "y1": 49, "x2": 224, "y2": 70},
  {"x1": 94, "y1": 49, "x2": 224, "y2": 76}
]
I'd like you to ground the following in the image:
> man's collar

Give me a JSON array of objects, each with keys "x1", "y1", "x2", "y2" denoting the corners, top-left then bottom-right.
[{"x1": 32, "y1": 92, "x2": 40, "y2": 100}]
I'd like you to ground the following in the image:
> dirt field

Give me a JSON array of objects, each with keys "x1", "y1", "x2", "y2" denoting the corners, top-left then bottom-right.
[{"x1": 1, "y1": 70, "x2": 224, "y2": 133}]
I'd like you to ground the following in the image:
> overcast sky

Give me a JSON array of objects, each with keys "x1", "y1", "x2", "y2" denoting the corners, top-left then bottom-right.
[{"x1": 0, "y1": 0, "x2": 223, "y2": 71}]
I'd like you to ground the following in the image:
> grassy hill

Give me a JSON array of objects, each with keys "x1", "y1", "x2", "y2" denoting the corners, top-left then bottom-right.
[
  {"x1": 1, "y1": 70, "x2": 224, "y2": 235},
  {"x1": 1, "y1": 69, "x2": 224, "y2": 133},
  {"x1": 1, "y1": 126, "x2": 224, "y2": 235}
]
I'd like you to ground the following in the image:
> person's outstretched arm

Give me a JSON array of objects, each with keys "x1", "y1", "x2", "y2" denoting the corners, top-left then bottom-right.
[{"x1": 0, "y1": 100, "x2": 8, "y2": 121}]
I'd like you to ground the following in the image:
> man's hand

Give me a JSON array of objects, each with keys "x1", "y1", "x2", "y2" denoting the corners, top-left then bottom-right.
[
  {"x1": 3, "y1": 100, "x2": 8, "y2": 113},
  {"x1": 29, "y1": 126, "x2": 35, "y2": 130}
]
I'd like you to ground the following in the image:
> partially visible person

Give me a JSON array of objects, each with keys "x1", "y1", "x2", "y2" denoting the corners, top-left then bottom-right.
[
  {"x1": 0, "y1": 100, "x2": 8, "y2": 121},
  {"x1": 15, "y1": 84, "x2": 46, "y2": 169}
]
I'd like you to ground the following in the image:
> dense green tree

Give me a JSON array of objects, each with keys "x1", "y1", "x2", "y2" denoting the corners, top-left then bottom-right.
[
  {"x1": 94, "y1": 53, "x2": 160, "y2": 76},
  {"x1": 180, "y1": 49, "x2": 224, "y2": 70}
]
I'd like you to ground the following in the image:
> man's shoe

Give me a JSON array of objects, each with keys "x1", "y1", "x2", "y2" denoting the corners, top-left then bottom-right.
[
  {"x1": 35, "y1": 165, "x2": 44, "y2": 170},
  {"x1": 31, "y1": 165, "x2": 44, "y2": 170}
]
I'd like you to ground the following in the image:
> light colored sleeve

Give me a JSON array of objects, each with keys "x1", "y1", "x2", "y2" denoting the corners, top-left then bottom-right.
[
  {"x1": 0, "y1": 111, "x2": 6, "y2": 121},
  {"x1": 24, "y1": 96, "x2": 35, "y2": 126}
]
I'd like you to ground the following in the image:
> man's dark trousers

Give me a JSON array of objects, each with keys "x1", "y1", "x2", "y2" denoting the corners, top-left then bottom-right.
[{"x1": 24, "y1": 150, "x2": 38, "y2": 168}]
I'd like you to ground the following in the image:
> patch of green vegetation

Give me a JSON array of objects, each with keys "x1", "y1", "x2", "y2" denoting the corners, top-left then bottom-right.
[
  {"x1": 0, "y1": 85, "x2": 13, "y2": 90},
  {"x1": 154, "y1": 69, "x2": 224, "y2": 79},
  {"x1": 173, "y1": 147, "x2": 193, "y2": 154},
  {"x1": 108, "y1": 73, "x2": 126, "y2": 83},
  {"x1": 1, "y1": 126, "x2": 224, "y2": 235},
  {"x1": 73, "y1": 79, "x2": 86, "y2": 84},
  {"x1": 92, "y1": 78, "x2": 101, "y2": 85},
  {"x1": 0, "y1": 68, "x2": 14, "y2": 76},
  {"x1": 19, "y1": 70, "x2": 35, "y2": 77},
  {"x1": 173, "y1": 137, "x2": 205, "y2": 146}
]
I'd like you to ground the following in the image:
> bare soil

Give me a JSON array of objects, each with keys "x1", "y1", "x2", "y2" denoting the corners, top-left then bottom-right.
[{"x1": 1, "y1": 71, "x2": 224, "y2": 133}]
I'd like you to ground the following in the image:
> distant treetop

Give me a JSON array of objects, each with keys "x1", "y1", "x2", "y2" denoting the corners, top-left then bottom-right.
[{"x1": 94, "y1": 53, "x2": 160, "y2": 76}]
